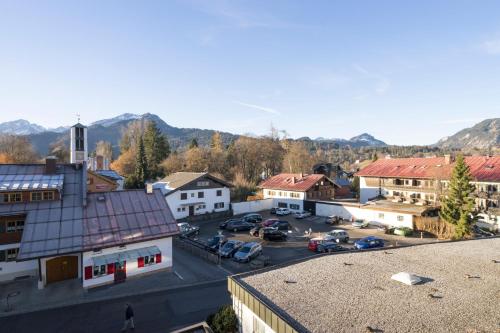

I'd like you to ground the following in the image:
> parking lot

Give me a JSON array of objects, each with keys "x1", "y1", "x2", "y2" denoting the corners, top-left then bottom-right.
[{"x1": 184, "y1": 210, "x2": 440, "y2": 274}]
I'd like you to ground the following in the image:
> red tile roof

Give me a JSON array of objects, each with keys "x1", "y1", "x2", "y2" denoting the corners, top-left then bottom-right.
[
  {"x1": 259, "y1": 173, "x2": 337, "y2": 192},
  {"x1": 356, "y1": 156, "x2": 500, "y2": 182}
]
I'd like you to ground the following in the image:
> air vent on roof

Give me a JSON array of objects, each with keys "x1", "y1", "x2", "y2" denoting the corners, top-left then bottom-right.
[
  {"x1": 391, "y1": 272, "x2": 422, "y2": 285},
  {"x1": 97, "y1": 195, "x2": 106, "y2": 202},
  {"x1": 485, "y1": 165, "x2": 494, "y2": 169}
]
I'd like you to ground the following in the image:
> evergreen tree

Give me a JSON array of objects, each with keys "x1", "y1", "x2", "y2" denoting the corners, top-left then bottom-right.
[
  {"x1": 189, "y1": 138, "x2": 198, "y2": 149},
  {"x1": 372, "y1": 153, "x2": 378, "y2": 161},
  {"x1": 439, "y1": 154, "x2": 476, "y2": 239},
  {"x1": 143, "y1": 121, "x2": 170, "y2": 179},
  {"x1": 133, "y1": 136, "x2": 148, "y2": 188}
]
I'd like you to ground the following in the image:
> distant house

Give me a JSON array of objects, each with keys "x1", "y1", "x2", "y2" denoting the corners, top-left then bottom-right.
[
  {"x1": 87, "y1": 170, "x2": 119, "y2": 192},
  {"x1": 313, "y1": 163, "x2": 353, "y2": 198},
  {"x1": 153, "y1": 172, "x2": 232, "y2": 220},
  {"x1": 88, "y1": 155, "x2": 124, "y2": 190},
  {"x1": 259, "y1": 173, "x2": 339, "y2": 212}
]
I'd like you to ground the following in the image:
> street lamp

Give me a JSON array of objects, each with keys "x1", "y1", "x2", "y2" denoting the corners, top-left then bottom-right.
[{"x1": 218, "y1": 230, "x2": 223, "y2": 266}]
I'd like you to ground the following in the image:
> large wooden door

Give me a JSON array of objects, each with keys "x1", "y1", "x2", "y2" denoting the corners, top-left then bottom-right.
[
  {"x1": 46, "y1": 256, "x2": 78, "y2": 284},
  {"x1": 189, "y1": 205, "x2": 194, "y2": 216}
]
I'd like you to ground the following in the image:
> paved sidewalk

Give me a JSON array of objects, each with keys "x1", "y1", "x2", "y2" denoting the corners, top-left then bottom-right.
[{"x1": 0, "y1": 245, "x2": 230, "y2": 317}]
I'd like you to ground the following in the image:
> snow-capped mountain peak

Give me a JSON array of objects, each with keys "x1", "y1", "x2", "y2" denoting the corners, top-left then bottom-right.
[
  {"x1": 90, "y1": 113, "x2": 142, "y2": 127},
  {"x1": 0, "y1": 119, "x2": 46, "y2": 135}
]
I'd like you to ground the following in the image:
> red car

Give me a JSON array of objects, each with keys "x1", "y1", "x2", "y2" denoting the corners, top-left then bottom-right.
[{"x1": 308, "y1": 238, "x2": 323, "y2": 252}]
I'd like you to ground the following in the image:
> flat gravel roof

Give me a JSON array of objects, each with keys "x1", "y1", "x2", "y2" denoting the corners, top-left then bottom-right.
[{"x1": 239, "y1": 238, "x2": 500, "y2": 333}]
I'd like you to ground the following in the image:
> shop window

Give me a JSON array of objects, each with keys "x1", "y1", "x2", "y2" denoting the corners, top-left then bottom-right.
[
  {"x1": 6, "y1": 248, "x2": 19, "y2": 261},
  {"x1": 93, "y1": 264, "x2": 106, "y2": 277}
]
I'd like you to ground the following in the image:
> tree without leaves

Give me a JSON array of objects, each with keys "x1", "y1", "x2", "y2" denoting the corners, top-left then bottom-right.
[
  {"x1": 95, "y1": 140, "x2": 113, "y2": 160},
  {"x1": 49, "y1": 140, "x2": 69, "y2": 163},
  {"x1": 0, "y1": 134, "x2": 38, "y2": 163},
  {"x1": 438, "y1": 154, "x2": 477, "y2": 239}
]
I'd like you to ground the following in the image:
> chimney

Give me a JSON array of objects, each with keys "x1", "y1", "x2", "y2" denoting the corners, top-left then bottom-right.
[
  {"x1": 444, "y1": 154, "x2": 451, "y2": 165},
  {"x1": 146, "y1": 183, "x2": 154, "y2": 194},
  {"x1": 45, "y1": 156, "x2": 57, "y2": 174},
  {"x1": 299, "y1": 172, "x2": 303, "y2": 179},
  {"x1": 96, "y1": 155, "x2": 104, "y2": 170},
  {"x1": 291, "y1": 177, "x2": 296, "y2": 184}
]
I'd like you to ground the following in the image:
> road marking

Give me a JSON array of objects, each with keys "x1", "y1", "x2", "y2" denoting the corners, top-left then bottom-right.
[
  {"x1": 174, "y1": 270, "x2": 184, "y2": 280},
  {"x1": 217, "y1": 265, "x2": 233, "y2": 275}
]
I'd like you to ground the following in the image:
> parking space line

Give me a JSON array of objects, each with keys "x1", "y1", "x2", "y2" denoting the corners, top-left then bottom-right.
[{"x1": 174, "y1": 270, "x2": 184, "y2": 280}]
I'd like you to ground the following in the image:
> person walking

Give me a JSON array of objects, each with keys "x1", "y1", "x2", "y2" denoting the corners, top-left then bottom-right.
[{"x1": 122, "y1": 303, "x2": 135, "y2": 332}]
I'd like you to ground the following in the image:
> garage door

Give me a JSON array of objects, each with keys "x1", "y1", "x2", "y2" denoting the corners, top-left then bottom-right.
[
  {"x1": 46, "y1": 256, "x2": 78, "y2": 284},
  {"x1": 303, "y1": 201, "x2": 316, "y2": 215}
]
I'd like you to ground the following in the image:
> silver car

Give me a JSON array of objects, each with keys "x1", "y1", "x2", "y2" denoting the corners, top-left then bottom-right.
[
  {"x1": 324, "y1": 230, "x2": 349, "y2": 243},
  {"x1": 233, "y1": 242, "x2": 262, "y2": 262}
]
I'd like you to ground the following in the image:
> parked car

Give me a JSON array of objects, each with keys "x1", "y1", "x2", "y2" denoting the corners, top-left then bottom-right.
[
  {"x1": 219, "y1": 218, "x2": 241, "y2": 229},
  {"x1": 294, "y1": 210, "x2": 312, "y2": 219},
  {"x1": 324, "y1": 230, "x2": 349, "y2": 243},
  {"x1": 249, "y1": 225, "x2": 263, "y2": 237},
  {"x1": 308, "y1": 238, "x2": 324, "y2": 252},
  {"x1": 276, "y1": 208, "x2": 291, "y2": 216},
  {"x1": 472, "y1": 225, "x2": 495, "y2": 237},
  {"x1": 219, "y1": 240, "x2": 244, "y2": 258},
  {"x1": 270, "y1": 220, "x2": 291, "y2": 231},
  {"x1": 261, "y1": 218, "x2": 280, "y2": 227},
  {"x1": 354, "y1": 236, "x2": 384, "y2": 250},
  {"x1": 316, "y1": 242, "x2": 347, "y2": 253},
  {"x1": 177, "y1": 222, "x2": 200, "y2": 238},
  {"x1": 206, "y1": 235, "x2": 227, "y2": 252},
  {"x1": 243, "y1": 213, "x2": 263, "y2": 223},
  {"x1": 394, "y1": 227, "x2": 413, "y2": 237},
  {"x1": 233, "y1": 242, "x2": 263, "y2": 262},
  {"x1": 325, "y1": 215, "x2": 342, "y2": 225},
  {"x1": 270, "y1": 207, "x2": 278, "y2": 215},
  {"x1": 352, "y1": 219, "x2": 369, "y2": 228},
  {"x1": 226, "y1": 220, "x2": 254, "y2": 232},
  {"x1": 259, "y1": 227, "x2": 288, "y2": 241}
]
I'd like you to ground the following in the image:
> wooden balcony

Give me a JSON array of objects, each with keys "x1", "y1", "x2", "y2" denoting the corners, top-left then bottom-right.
[{"x1": 0, "y1": 231, "x2": 22, "y2": 245}]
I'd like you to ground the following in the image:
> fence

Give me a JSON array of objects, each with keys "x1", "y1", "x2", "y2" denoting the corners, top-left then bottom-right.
[
  {"x1": 414, "y1": 216, "x2": 455, "y2": 239},
  {"x1": 232, "y1": 199, "x2": 274, "y2": 215},
  {"x1": 174, "y1": 237, "x2": 220, "y2": 264}
]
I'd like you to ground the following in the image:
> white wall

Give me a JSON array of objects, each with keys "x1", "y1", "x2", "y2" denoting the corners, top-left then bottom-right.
[
  {"x1": 82, "y1": 237, "x2": 172, "y2": 288},
  {"x1": 359, "y1": 177, "x2": 380, "y2": 204},
  {"x1": 233, "y1": 295, "x2": 275, "y2": 333},
  {"x1": 272, "y1": 198, "x2": 303, "y2": 212},
  {"x1": 232, "y1": 199, "x2": 274, "y2": 215},
  {"x1": 0, "y1": 243, "x2": 37, "y2": 282},
  {"x1": 262, "y1": 189, "x2": 305, "y2": 200},
  {"x1": 316, "y1": 202, "x2": 414, "y2": 229},
  {"x1": 164, "y1": 187, "x2": 231, "y2": 220}
]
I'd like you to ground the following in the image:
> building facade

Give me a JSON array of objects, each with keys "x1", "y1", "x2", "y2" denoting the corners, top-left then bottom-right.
[
  {"x1": 154, "y1": 172, "x2": 232, "y2": 220},
  {"x1": 259, "y1": 173, "x2": 339, "y2": 212}
]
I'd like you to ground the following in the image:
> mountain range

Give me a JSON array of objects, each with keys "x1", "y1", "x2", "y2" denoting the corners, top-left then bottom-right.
[
  {"x1": 435, "y1": 118, "x2": 499, "y2": 150},
  {"x1": 0, "y1": 114, "x2": 497, "y2": 156}
]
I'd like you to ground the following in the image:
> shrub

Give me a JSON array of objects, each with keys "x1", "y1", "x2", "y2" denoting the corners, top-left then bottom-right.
[{"x1": 207, "y1": 304, "x2": 238, "y2": 333}]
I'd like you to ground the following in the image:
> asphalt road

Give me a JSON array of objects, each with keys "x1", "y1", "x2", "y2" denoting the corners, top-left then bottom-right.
[{"x1": 0, "y1": 280, "x2": 230, "y2": 333}]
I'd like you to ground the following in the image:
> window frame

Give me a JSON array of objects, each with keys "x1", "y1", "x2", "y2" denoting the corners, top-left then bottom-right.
[{"x1": 180, "y1": 193, "x2": 187, "y2": 200}]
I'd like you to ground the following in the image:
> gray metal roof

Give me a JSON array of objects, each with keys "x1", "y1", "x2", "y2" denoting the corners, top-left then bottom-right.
[
  {"x1": 0, "y1": 174, "x2": 64, "y2": 192},
  {"x1": 0, "y1": 163, "x2": 179, "y2": 261},
  {"x1": 95, "y1": 170, "x2": 124, "y2": 181},
  {"x1": 82, "y1": 189, "x2": 179, "y2": 250}
]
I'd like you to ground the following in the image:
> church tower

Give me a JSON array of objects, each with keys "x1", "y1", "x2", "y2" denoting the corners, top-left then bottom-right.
[{"x1": 70, "y1": 123, "x2": 88, "y2": 164}]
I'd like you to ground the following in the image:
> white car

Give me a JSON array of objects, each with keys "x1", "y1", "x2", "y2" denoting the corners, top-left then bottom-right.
[
  {"x1": 294, "y1": 210, "x2": 312, "y2": 219},
  {"x1": 324, "y1": 230, "x2": 349, "y2": 243},
  {"x1": 351, "y1": 219, "x2": 369, "y2": 228},
  {"x1": 276, "y1": 208, "x2": 291, "y2": 216}
]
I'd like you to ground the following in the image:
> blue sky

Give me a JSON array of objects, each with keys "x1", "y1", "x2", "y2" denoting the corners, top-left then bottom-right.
[{"x1": 0, "y1": 0, "x2": 499, "y2": 145}]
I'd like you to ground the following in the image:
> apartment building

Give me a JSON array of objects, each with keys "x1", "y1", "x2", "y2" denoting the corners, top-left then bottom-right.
[{"x1": 356, "y1": 155, "x2": 500, "y2": 216}]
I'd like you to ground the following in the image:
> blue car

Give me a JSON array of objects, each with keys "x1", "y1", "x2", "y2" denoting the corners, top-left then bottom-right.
[{"x1": 354, "y1": 236, "x2": 384, "y2": 250}]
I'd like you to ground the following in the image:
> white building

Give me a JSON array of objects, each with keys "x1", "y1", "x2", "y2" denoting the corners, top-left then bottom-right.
[{"x1": 154, "y1": 172, "x2": 232, "y2": 220}]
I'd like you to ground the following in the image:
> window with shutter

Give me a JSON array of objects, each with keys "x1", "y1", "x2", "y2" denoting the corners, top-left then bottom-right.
[
  {"x1": 84, "y1": 266, "x2": 93, "y2": 280},
  {"x1": 107, "y1": 263, "x2": 115, "y2": 274},
  {"x1": 138, "y1": 257, "x2": 144, "y2": 267},
  {"x1": 155, "y1": 253, "x2": 162, "y2": 263}
]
